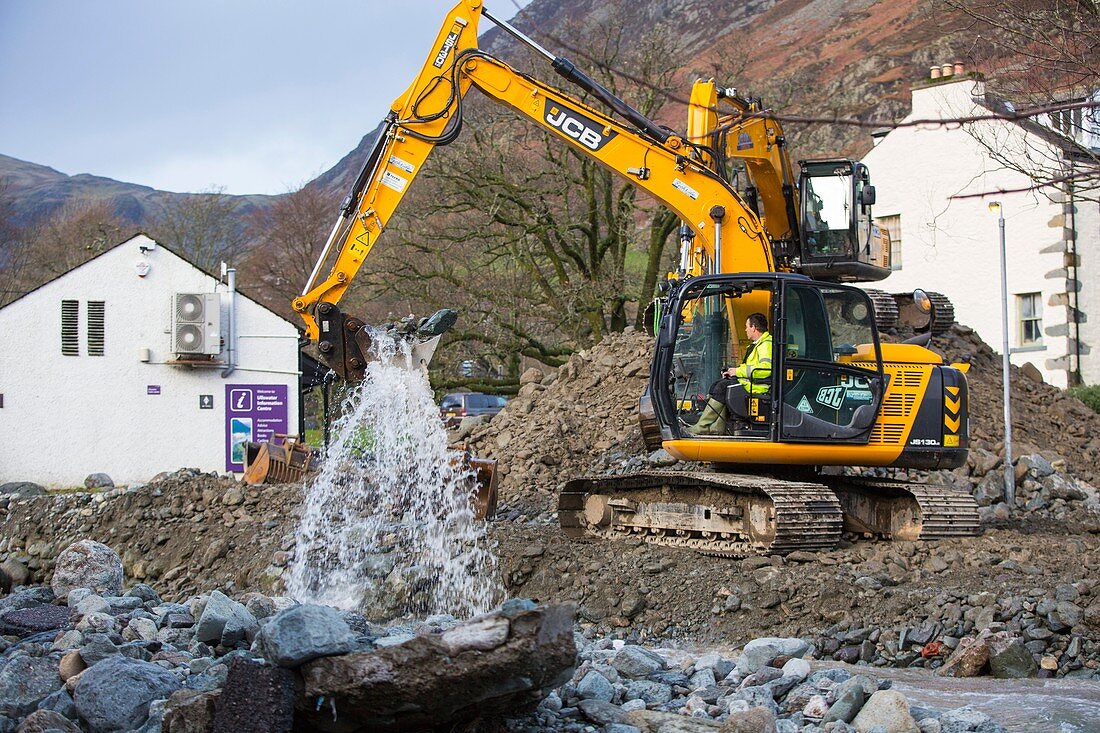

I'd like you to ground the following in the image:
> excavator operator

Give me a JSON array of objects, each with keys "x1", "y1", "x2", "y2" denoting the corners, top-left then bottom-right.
[{"x1": 688, "y1": 313, "x2": 773, "y2": 436}]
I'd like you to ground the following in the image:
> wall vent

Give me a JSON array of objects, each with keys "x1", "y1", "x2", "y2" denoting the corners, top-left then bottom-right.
[
  {"x1": 87, "y1": 301, "x2": 105, "y2": 356},
  {"x1": 171, "y1": 293, "x2": 221, "y2": 355},
  {"x1": 61, "y1": 300, "x2": 79, "y2": 356}
]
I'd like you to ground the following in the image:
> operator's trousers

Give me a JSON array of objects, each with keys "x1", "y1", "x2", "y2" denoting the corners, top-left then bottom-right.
[{"x1": 708, "y1": 378, "x2": 751, "y2": 420}]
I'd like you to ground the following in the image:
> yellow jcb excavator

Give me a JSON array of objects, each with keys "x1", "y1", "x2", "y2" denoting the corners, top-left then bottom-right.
[{"x1": 293, "y1": 0, "x2": 979, "y2": 556}]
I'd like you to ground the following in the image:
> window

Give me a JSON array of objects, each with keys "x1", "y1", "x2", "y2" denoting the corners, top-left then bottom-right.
[
  {"x1": 876, "y1": 214, "x2": 902, "y2": 270},
  {"x1": 61, "y1": 300, "x2": 79, "y2": 356},
  {"x1": 87, "y1": 301, "x2": 105, "y2": 356},
  {"x1": 1018, "y1": 293, "x2": 1042, "y2": 345}
]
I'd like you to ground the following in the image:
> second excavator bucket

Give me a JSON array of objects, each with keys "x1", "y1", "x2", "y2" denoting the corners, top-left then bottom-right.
[
  {"x1": 242, "y1": 434, "x2": 316, "y2": 486},
  {"x1": 314, "y1": 303, "x2": 458, "y2": 381}
]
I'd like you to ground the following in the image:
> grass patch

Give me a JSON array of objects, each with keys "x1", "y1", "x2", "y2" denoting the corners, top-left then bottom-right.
[{"x1": 1068, "y1": 384, "x2": 1100, "y2": 414}]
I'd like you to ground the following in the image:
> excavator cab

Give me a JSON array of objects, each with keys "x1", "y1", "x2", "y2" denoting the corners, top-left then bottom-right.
[
  {"x1": 656, "y1": 273, "x2": 885, "y2": 446},
  {"x1": 797, "y1": 160, "x2": 891, "y2": 283}
]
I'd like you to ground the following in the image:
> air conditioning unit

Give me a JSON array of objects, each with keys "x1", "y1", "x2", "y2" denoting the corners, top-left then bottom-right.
[{"x1": 172, "y1": 293, "x2": 221, "y2": 355}]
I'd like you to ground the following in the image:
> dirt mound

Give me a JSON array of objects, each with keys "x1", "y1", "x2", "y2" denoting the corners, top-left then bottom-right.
[{"x1": 460, "y1": 330, "x2": 655, "y2": 519}]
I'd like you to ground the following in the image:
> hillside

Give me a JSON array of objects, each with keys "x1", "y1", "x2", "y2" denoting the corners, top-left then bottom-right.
[{"x1": 0, "y1": 0, "x2": 991, "y2": 230}]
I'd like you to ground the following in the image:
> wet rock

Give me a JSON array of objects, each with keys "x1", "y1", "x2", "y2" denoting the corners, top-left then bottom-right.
[
  {"x1": 210, "y1": 657, "x2": 294, "y2": 733},
  {"x1": 252, "y1": 604, "x2": 355, "y2": 667},
  {"x1": 937, "y1": 636, "x2": 989, "y2": 678},
  {"x1": 51, "y1": 540, "x2": 123, "y2": 598},
  {"x1": 297, "y1": 603, "x2": 576, "y2": 732},
  {"x1": 73, "y1": 656, "x2": 181, "y2": 733},
  {"x1": 987, "y1": 634, "x2": 1036, "y2": 678},
  {"x1": 737, "y1": 638, "x2": 810, "y2": 675},
  {"x1": 939, "y1": 705, "x2": 1000, "y2": 733},
  {"x1": 850, "y1": 690, "x2": 919, "y2": 733},
  {"x1": 822, "y1": 684, "x2": 865, "y2": 724}
]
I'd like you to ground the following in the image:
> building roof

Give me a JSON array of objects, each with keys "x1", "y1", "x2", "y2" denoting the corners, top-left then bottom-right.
[{"x1": 1, "y1": 232, "x2": 301, "y2": 331}]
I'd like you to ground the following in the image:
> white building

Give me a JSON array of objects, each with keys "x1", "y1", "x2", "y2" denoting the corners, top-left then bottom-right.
[
  {"x1": 862, "y1": 70, "x2": 1100, "y2": 388},
  {"x1": 0, "y1": 234, "x2": 302, "y2": 486}
]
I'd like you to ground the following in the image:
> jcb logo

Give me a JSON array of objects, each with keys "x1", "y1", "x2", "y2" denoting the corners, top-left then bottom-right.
[
  {"x1": 433, "y1": 30, "x2": 460, "y2": 68},
  {"x1": 544, "y1": 101, "x2": 616, "y2": 151},
  {"x1": 816, "y1": 386, "x2": 845, "y2": 409}
]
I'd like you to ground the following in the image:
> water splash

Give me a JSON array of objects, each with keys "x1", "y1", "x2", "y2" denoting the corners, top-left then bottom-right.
[{"x1": 285, "y1": 329, "x2": 501, "y2": 620}]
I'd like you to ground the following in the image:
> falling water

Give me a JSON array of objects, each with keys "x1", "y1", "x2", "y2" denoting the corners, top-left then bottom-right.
[{"x1": 285, "y1": 329, "x2": 501, "y2": 619}]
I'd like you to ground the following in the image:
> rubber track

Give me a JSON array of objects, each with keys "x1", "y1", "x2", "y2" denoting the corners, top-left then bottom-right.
[
  {"x1": 831, "y1": 477, "x2": 980, "y2": 539},
  {"x1": 559, "y1": 470, "x2": 843, "y2": 557},
  {"x1": 864, "y1": 289, "x2": 900, "y2": 332}
]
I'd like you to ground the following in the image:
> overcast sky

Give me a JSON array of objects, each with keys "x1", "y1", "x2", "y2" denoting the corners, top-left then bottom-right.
[{"x1": 0, "y1": 1, "x2": 528, "y2": 195}]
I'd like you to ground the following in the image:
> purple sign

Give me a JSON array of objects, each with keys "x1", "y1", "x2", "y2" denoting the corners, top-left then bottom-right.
[
  {"x1": 225, "y1": 384, "x2": 289, "y2": 471},
  {"x1": 147, "y1": 385, "x2": 161, "y2": 395}
]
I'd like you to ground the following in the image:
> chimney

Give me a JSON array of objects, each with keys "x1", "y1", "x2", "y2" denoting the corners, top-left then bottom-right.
[
  {"x1": 954, "y1": 61, "x2": 965, "y2": 75},
  {"x1": 941, "y1": 63, "x2": 954, "y2": 78},
  {"x1": 930, "y1": 66, "x2": 942, "y2": 79}
]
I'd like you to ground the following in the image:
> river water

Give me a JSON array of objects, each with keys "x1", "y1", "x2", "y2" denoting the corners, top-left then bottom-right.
[
  {"x1": 872, "y1": 666, "x2": 1100, "y2": 732},
  {"x1": 285, "y1": 329, "x2": 501, "y2": 619}
]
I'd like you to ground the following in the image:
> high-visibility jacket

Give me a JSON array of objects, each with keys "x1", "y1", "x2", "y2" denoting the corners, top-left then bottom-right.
[{"x1": 735, "y1": 332, "x2": 773, "y2": 394}]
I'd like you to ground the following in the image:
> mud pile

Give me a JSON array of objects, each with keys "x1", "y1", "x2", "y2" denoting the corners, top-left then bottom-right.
[{"x1": 460, "y1": 329, "x2": 655, "y2": 520}]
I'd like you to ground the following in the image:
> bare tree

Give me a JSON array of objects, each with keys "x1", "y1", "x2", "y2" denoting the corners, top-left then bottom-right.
[
  {"x1": 147, "y1": 187, "x2": 250, "y2": 271},
  {"x1": 948, "y1": 0, "x2": 1100, "y2": 201},
  {"x1": 20, "y1": 197, "x2": 127, "y2": 282},
  {"x1": 371, "y1": 3, "x2": 686, "y2": 377},
  {"x1": 238, "y1": 184, "x2": 331, "y2": 319},
  {"x1": 0, "y1": 179, "x2": 32, "y2": 306}
]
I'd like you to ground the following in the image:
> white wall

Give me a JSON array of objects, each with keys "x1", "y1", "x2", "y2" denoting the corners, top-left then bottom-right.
[
  {"x1": 0, "y1": 235, "x2": 301, "y2": 486},
  {"x1": 863, "y1": 77, "x2": 1079, "y2": 388}
]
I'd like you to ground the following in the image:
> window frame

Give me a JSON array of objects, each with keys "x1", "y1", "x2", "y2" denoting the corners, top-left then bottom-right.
[{"x1": 1016, "y1": 292, "x2": 1043, "y2": 347}]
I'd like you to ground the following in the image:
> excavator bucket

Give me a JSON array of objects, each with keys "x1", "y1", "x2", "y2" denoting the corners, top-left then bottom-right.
[
  {"x1": 314, "y1": 303, "x2": 458, "y2": 381},
  {"x1": 452, "y1": 451, "x2": 498, "y2": 520},
  {"x1": 242, "y1": 434, "x2": 316, "y2": 486}
]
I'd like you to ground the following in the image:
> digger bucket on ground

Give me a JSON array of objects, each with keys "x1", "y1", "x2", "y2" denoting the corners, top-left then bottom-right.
[
  {"x1": 242, "y1": 435, "x2": 315, "y2": 486},
  {"x1": 451, "y1": 452, "x2": 498, "y2": 520}
]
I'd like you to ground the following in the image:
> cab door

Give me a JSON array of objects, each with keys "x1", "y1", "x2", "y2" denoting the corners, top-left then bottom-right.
[{"x1": 777, "y1": 282, "x2": 885, "y2": 442}]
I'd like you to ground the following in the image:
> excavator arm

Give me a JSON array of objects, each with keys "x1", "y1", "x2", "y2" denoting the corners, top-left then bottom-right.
[{"x1": 293, "y1": 0, "x2": 773, "y2": 378}]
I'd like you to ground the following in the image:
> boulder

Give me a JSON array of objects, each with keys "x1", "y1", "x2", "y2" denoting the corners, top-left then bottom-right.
[
  {"x1": 736, "y1": 638, "x2": 810, "y2": 675},
  {"x1": 161, "y1": 689, "x2": 221, "y2": 733},
  {"x1": 0, "y1": 482, "x2": 46, "y2": 497},
  {"x1": 719, "y1": 706, "x2": 778, "y2": 733},
  {"x1": 577, "y1": 670, "x2": 615, "y2": 702},
  {"x1": 987, "y1": 634, "x2": 1037, "y2": 678},
  {"x1": 0, "y1": 558, "x2": 30, "y2": 592},
  {"x1": 0, "y1": 605, "x2": 71, "y2": 637},
  {"x1": 297, "y1": 603, "x2": 576, "y2": 732},
  {"x1": 253, "y1": 604, "x2": 357, "y2": 667},
  {"x1": 195, "y1": 591, "x2": 256, "y2": 647},
  {"x1": 84, "y1": 473, "x2": 115, "y2": 489},
  {"x1": 623, "y1": 709, "x2": 724, "y2": 731},
  {"x1": 850, "y1": 690, "x2": 919, "y2": 733},
  {"x1": 14, "y1": 709, "x2": 81, "y2": 733},
  {"x1": 73, "y1": 656, "x2": 181, "y2": 733},
  {"x1": 613, "y1": 645, "x2": 665, "y2": 678},
  {"x1": 52, "y1": 541, "x2": 123, "y2": 598},
  {"x1": 0, "y1": 655, "x2": 62, "y2": 717},
  {"x1": 936, "y1": 636, "x2": 989, "y2": 678}
]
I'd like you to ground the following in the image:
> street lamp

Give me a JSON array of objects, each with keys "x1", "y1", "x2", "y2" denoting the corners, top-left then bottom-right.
[{"x1": 988, "y1": 201, "x2": 1014, "y2": 509}]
